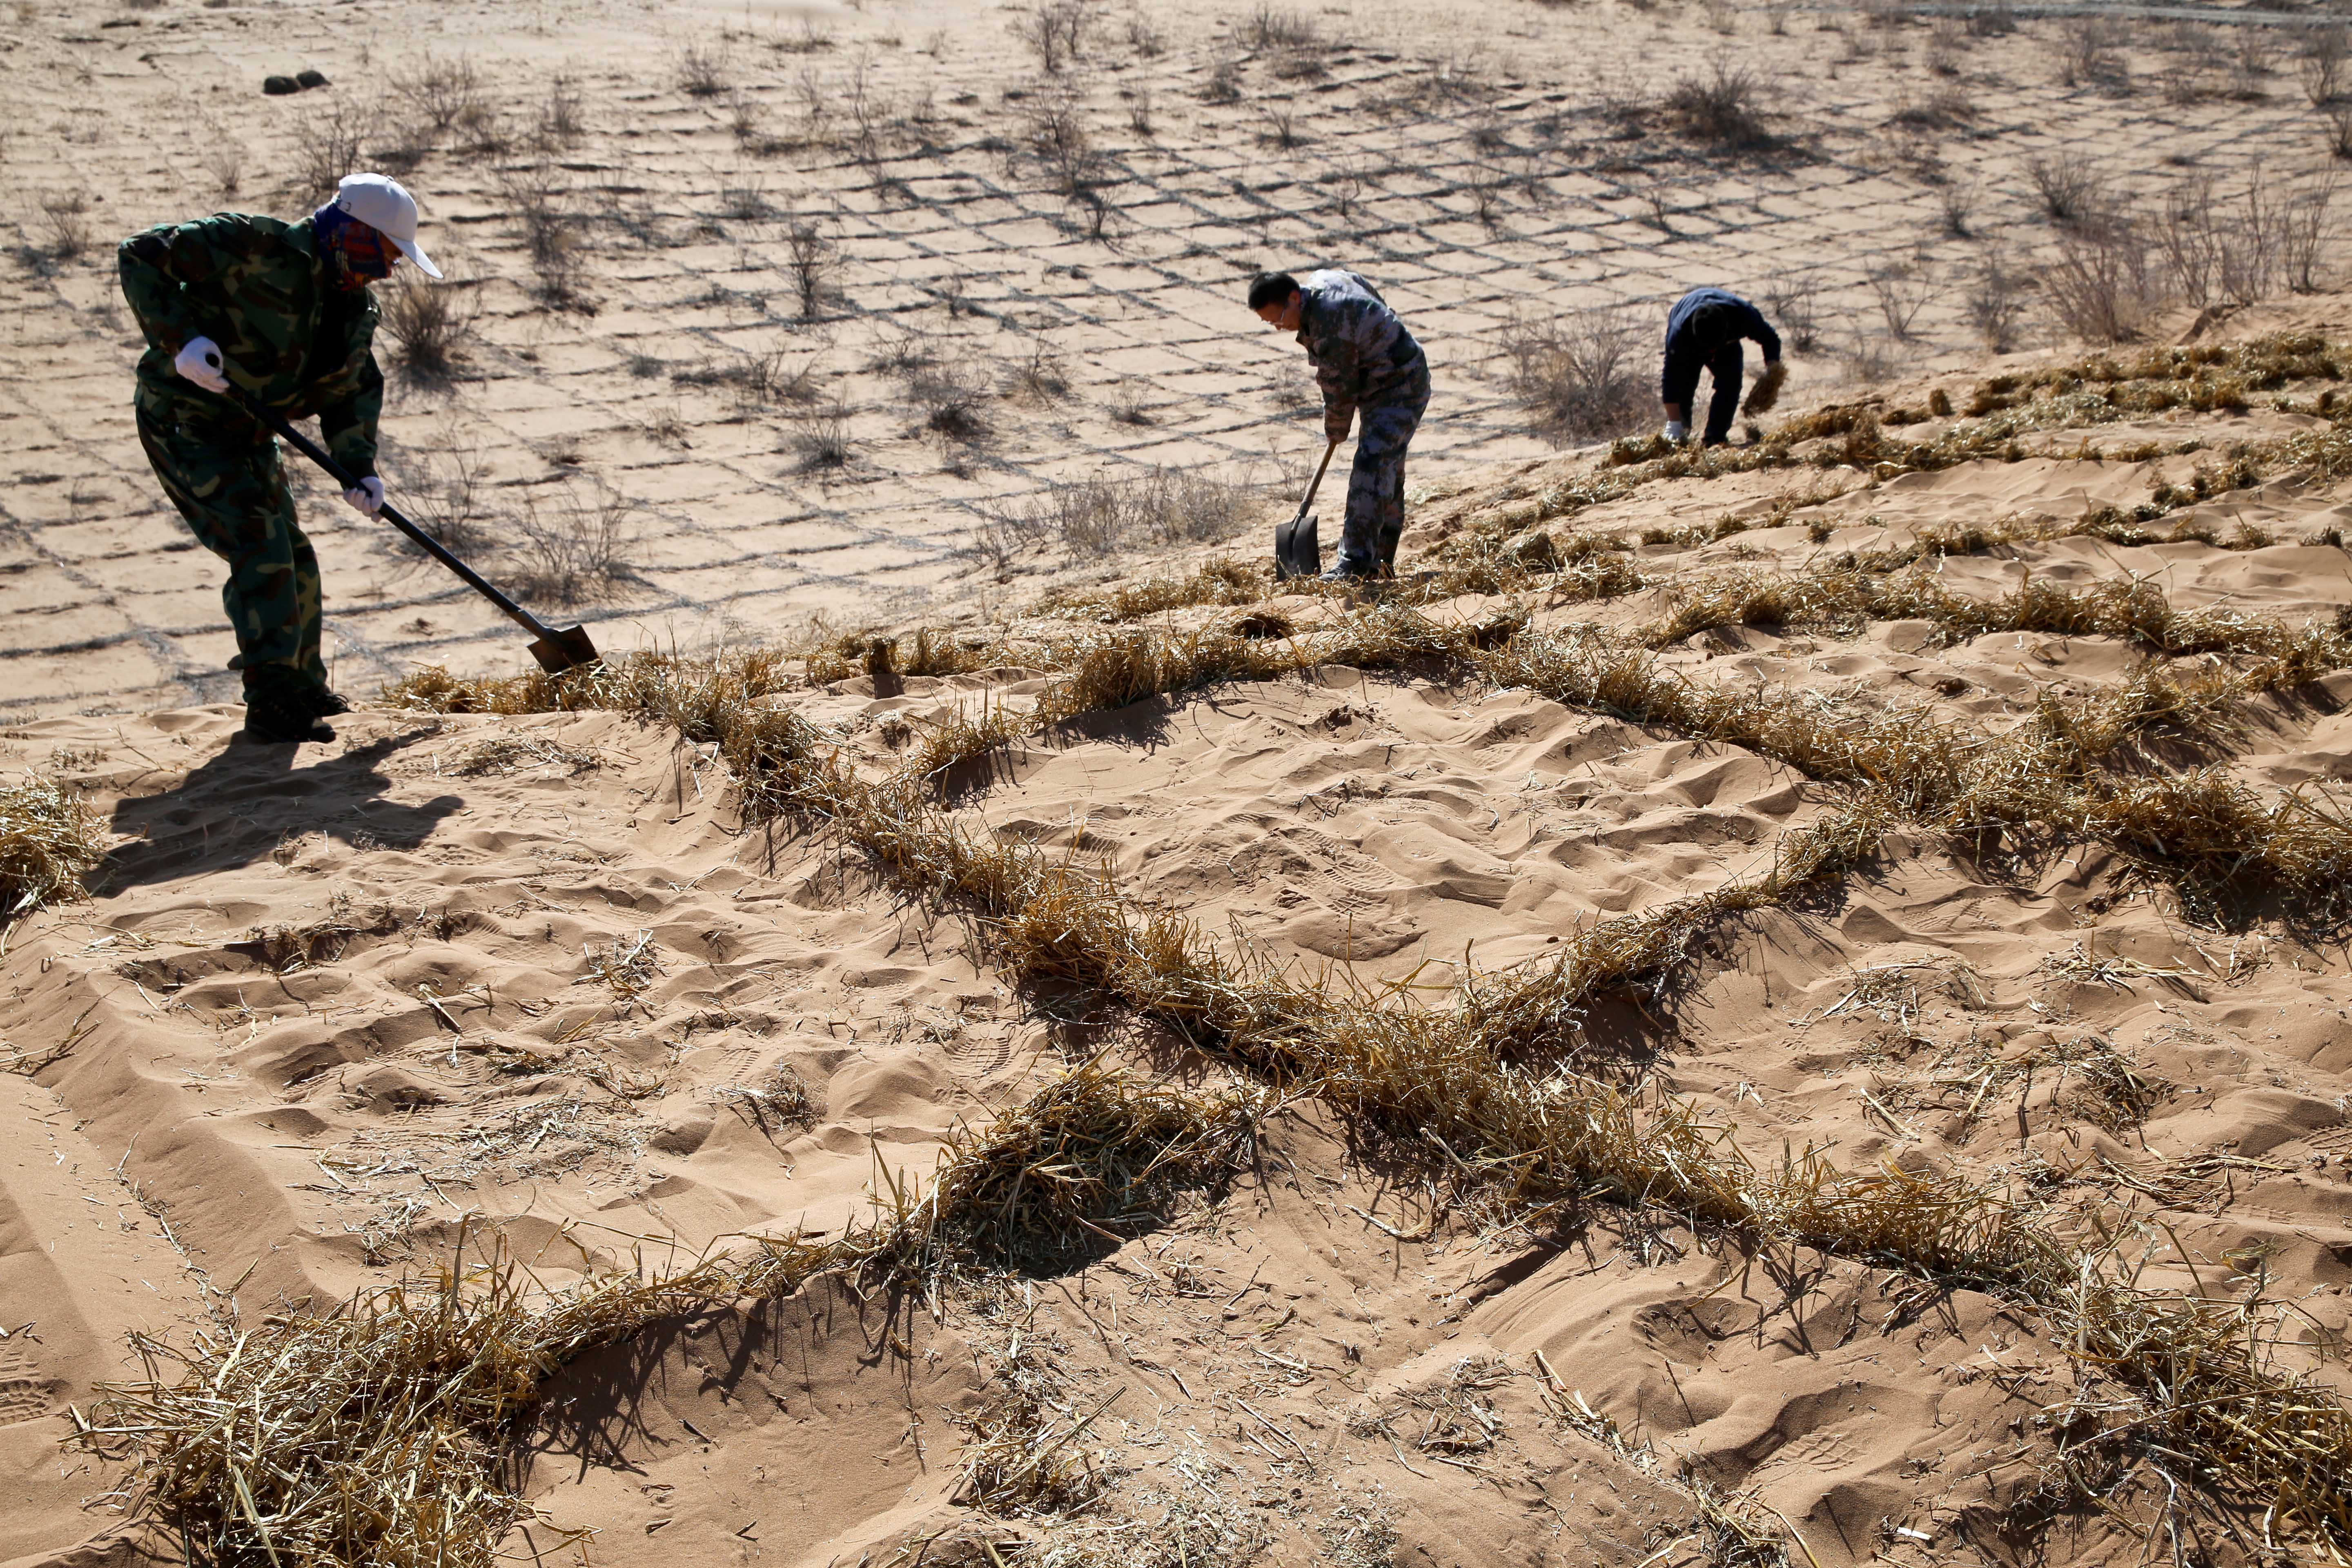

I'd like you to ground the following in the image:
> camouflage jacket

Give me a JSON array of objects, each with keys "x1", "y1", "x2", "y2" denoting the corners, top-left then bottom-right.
[
  {"x1": 1295, "y1": 269, "x2": 1428, "y2": 441},
  {"x1": 118, "y1": 213, "x2": 383, "y2": 476}
]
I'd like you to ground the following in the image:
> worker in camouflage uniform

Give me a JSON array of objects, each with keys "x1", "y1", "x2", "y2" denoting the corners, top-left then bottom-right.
[
  {"x1": 1249, "y1": 269, "x2": 1431, "y2": 581},
  {"x1": 118, "y1": 173, "x2": 441, "y2": 744}
]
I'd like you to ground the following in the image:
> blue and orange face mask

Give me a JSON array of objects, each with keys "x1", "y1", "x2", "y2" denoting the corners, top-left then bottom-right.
[{"x1": 313, "y1": 199, "x2": 401, "y2": 290}]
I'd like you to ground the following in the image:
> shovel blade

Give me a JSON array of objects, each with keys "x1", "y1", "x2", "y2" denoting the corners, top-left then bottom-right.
[
  {"x1": 528, "y1": 624, "x2": 601, "y2": 674},
  {"x1": 1274, "y1": 511, "x2": 1322, "y2": 581}
]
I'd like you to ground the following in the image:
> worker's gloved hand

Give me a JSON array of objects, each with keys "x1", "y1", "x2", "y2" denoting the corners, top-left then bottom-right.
[
  {"x1": 1743, "y1": 359, "x2": 1788, "y2": 417},
  {"x1": 1664, "y1": 420, "x2": 1688, "y2": 443},
  {"x1": 174, "y1": 336, "x2": 229, "y2": 394},
  {"x1": 343, "y1": 476, "x2": 385, "y2": 517},
  {"x1": 1325, "y1": 410, "x2": 1353, "y2": 444}
]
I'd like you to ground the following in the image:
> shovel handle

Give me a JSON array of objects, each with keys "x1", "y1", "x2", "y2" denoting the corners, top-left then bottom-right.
[
  {"x1": 222, "y1": 383, "x2": 563, "y2": 644},
  {"x1": 1298, "y1": 437, "x2": 1341, "y2": 517}
]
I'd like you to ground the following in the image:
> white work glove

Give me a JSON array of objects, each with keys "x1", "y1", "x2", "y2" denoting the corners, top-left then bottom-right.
[
  {"x1": 1664, "y1": 420, "x2": 1688, "y2": 443},
  {"x1": 174, "y1": 335, "x2": 229, "y2": 394},
  {"x1": 343, "y1": 476, "x2": 385, "y2": 516}
]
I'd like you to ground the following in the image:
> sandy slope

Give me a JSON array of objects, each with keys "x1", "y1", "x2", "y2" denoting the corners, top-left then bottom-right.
[
  {"x1": 15, "y1": 323, "x2": 2352, "y2": 1564},
  {"x1": 3, "y1": 0, "x2": 2344, "y2": 719}
]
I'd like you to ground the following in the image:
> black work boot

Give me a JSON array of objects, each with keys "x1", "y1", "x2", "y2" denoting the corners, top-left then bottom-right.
[
  {"x1": 243, "y1": 674, "x2": 334, "y2": 745},
  {"x1": 298, "y1": 685, "x2": 352, "y2": 719}
]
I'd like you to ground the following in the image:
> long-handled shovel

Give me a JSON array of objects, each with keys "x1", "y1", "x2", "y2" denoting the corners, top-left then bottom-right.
[
  {"x1": 227, "y1": 385, "x2": 601, "y2": 673},
  {"x1": 1274, "y1": 437, "x2": 1341, "y2": 581}
]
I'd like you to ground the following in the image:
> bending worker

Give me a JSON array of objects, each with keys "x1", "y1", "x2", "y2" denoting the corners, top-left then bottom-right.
[
  {"x1": 118, "y1": 173, "x2": 441, "y2": 745},
  {"x1": 1250, "y1": 269, "x2": 1430, "y2": 581},
  {"x1": 1660, "y1": 285, "x2": 1785, "y2": 448}
]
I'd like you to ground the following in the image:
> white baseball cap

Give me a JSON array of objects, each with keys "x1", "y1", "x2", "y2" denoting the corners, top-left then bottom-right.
[{"x1": 334, "y1": 172, "x2": 443, "y2": 279}]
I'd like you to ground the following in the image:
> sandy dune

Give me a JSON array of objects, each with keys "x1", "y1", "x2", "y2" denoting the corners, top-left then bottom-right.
[
  {"x1": 4, "y1": 0, "x2": 2345, "y2": 717},
  {"x1": 16, "y1": 0, "x2": 2352, "y2": 1562},
  {"x1": 15, "y1": 312, "x2": 2352, "y2": 1562}
]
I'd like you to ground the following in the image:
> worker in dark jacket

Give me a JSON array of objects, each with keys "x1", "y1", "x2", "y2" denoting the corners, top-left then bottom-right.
[
  {"x1": 1661, "y1": 287, "x2": 1784, "y2": 448},
  {"x1": 119, "y1": 173, "x2": 441, "y2": 744},
  {"x1": 1250, "y1": 269, "x2": 1431, "y2": 580}
]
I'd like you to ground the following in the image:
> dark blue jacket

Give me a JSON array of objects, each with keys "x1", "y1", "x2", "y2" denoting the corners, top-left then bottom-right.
[{"x1": 1663, "y1": 288, "x2": 1780, "y2": 385}]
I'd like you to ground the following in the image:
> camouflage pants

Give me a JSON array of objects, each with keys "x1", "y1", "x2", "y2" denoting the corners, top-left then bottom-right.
[
  {"x1": 1336, "y1": 379, "x2": 1431, "y2": 575},
  {"x1": 134, "y1": 381, "x2": 325, "y2": 693}
]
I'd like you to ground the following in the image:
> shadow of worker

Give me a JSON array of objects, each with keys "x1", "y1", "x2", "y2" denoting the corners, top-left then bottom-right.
[{"x1": 107, "y1": 723, "x2": 462, "y2": 891}]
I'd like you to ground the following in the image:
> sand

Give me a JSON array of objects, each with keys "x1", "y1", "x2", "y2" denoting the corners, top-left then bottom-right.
[
  {"x1": 2, "y1": 0, "x2": 2342, "y2": 716},
  {"x1": 11, "y1": 0, "x2": 2352, "y2": 1562},
  {"x1": 9, "y1": 314, "x2": 2352, "y2": 1562}
]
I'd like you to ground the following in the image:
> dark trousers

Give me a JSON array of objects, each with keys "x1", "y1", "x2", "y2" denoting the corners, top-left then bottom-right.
[
  {"x1": 1662, "y1": 341, "x2": 1743, "y2": 446},
  {"x1": 1336, "y1": 378, "x2": 1431, "y2": 575}
]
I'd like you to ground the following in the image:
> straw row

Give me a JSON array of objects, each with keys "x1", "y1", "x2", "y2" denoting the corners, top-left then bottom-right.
[
  {"x1": 1505, "y1": 331, "x2": 2352, "y2": 539},
  {"x1": 75, "y1": 1062, "x2": 1261, "y2": 1568},
  {"x1": 664, "y1": 669, "x2": 2352, "y2": 1556}
]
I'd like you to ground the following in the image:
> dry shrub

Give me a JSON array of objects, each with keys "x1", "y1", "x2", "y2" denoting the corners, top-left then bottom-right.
[
  {"x1": 377, "y1": 273, "x2": 479, "y2": 381},
  {"x1": 511, "y1": 477, "x2": 637, "y2": 604},
  {"x1": 2155, "y1": 171, "x2": 2300, "y2": 307},
  {"x1": 381, "y1": 421, "x2": 490, "y2": 555},
  {"x1": 1660, "y1": 61, "x2": 1768, "y2": 147},
  {"x1": 2303, "y1": 22, "x2": 2350, "y2": 106},
  {"x1": 791, "y1": 398, "x2": 853, "y2": 470},
  {"x1": 535, "y1": 75, "x2": 586, "y2": 150},
  {"x1": 33, "y1": 192, "x2": 91, "y2": 262},
  {"x1": 675, "y1": 40, "x2": 729, "y2": 98},
  {"x1": 2025, "y1": 149, "x2": 2107, "y2": 222},
  {"x1": 1762, "y1": 271, "x2": 1823, "y2": 353},
  {"x1": 1500, "y1": 307, "x2": 1651, "y2": 445},
  {"x1": 784, "y1": 218, "x2": 838, "y2": 318},
  {"x1": 0, "y1": 775, "x2": 104, "y2": 920},
  {"x1": 287, "y1": 98, "x2": 374, "y2": 205},
  {"x1": 1967, "y1": 249, "x2": 2027, "y2": 352},
  {"x1": 388, "y1": 55, "x2": 483, "y2": 132},
  {"x1": 2045, "y1": 217, "x2": 2158, "y2": 343},
  {"x1": 498, "y1": 169, "x2": 587, "y2": 307},
  {"x1": 1013, "y1": 0, "x2": 1092, "y2": 72},
  {"x1": 674, "y1": 347, "x2": 821, "y2": 410},
  {"x1": 1003, "y1": 466, "x2": 1262, "y2": 557},
  {"x1": 2056, "y1": 13, "x2": 2130, "y2": 90}
]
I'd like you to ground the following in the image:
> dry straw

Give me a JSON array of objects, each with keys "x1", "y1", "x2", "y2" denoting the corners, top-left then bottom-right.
[
  {"x1": 1434, "y1": 330, "x2": 2352, "y2": 557},
  {"x1": 0, "y1": 773, "x2": 105, "y2": 920},
  {"x1": 78, "y1": 1064, "x2": 1259, "y2": 1568}
]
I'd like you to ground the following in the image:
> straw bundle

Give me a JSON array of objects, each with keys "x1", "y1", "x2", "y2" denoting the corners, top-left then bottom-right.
[
  {"x1": 0, "y1": 773, "x2": 105, "y2": 920},
  {"x1": 75, "y1": 1232, "x2": 732, "y2": 1568}
]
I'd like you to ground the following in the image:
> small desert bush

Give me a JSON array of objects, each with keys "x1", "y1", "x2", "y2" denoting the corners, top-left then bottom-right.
[
  {"x1": 2302, "y1": 22, "x2": 2349, "y2": 106},
  {"x1": 1013, "y1": 0, "x2": 1091, "y2": 72},
  {"x1": 784, "y1": 219, "x2": 839, "y2": 317},
  {"x1": 2056, "y1": 13, "x2": 2130, "y2": 90},
  {"x1": 998, "y1": 466, "x2": 1263, "y2": 556},
  {"x1": 384, "y1": 425, "x2": 490, "y2": 555},
  {"x1": 498, "y1": 168, "x2": 588, "y2": 307},
  {"x1": 34, "y1": 192, "x2": 91, "y2": 261},
  {"x1": 2045, "y1": 217, "x2": 2158, "y2": 343},
  {"x1": 388, "y1": 55, "x2": 484, "y2": 133},
  {"x1": 511, "y1": 476, "x2": 638, "y2": 603},
  {"x1": 1500, "y1": 308, "x2": 1652, "y2": 445},
  {"x1": 289, "y1": 97, "x2": 374, "y2": 205},
  {"x1": 377, "y1": 273, "x2": 479, "y2": 381},
  {"x1": 676, "y1": 40, "x2": 729, "y2": 98},
  {"x1": 1660, "y1": 62, "x2": 1768, "y2": 147},
  {"x1": 535, "y1": 75, "x2": 586, "y2": 150},
  {"x1": 2025, "y1": 149, "x2": 2107, "y2": 223},
  {"x1": 791, "y1": 399, "x2": 853, "y2": 470}
]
